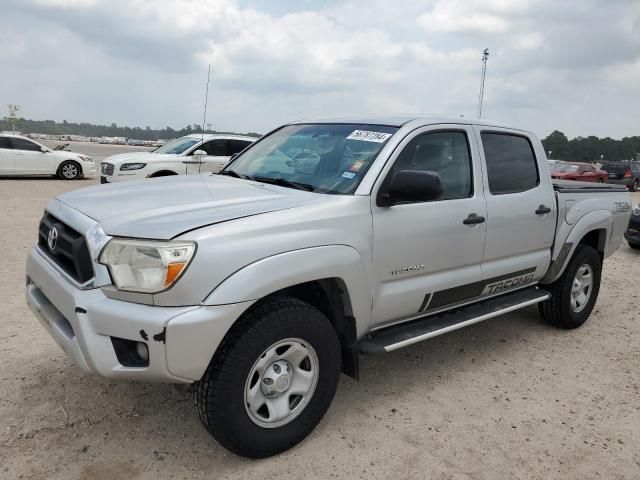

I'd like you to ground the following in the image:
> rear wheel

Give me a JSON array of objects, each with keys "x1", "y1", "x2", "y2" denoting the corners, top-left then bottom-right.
[
  {"x1": 538, "y1": 245, "x2": 601, "y2": 329},
  {"x1": 193, "y1": 296, "x2": 341, "y2": 458},
  {"x1": 57, "y1": 160, "x2": 81, "y2": 180}
]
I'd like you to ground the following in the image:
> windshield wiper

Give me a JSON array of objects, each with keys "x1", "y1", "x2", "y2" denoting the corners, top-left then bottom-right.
[
  {"x1": 218, "y1": 169, "x2": 250, "y2": 179},
  {"x1": 251, "y1": 176, "x2": 315, "y2": 192}
]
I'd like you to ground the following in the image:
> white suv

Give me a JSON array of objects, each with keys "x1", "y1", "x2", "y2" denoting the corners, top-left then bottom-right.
[
  {"x1": 100, "y1": 133, "x2": 256, "y2": 183},
  {"x1": 0, "y1": 134, "x2": 95, "y2": 179}
]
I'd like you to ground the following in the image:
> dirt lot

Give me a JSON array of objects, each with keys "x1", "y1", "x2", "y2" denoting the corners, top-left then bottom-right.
[{"x1": 1, "y1": 152, "x2": 639, "y2": 479}]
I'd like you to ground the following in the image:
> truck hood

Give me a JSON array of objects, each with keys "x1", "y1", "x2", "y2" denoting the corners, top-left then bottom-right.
[{"x1": 54, "y1": 174, "x2": 323, "y2": 239}]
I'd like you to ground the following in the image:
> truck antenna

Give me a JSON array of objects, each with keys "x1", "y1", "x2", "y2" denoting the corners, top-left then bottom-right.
[
  {"x1": 477, "y1": 48, "x2": 489, "y2": 119},
  {"x1": 202, "y1": 64, "x2": 211, "y2": 144}
]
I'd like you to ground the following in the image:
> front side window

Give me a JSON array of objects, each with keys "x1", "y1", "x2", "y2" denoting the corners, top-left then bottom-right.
[
  {"x1": 0, "y1": 137, "x2": 12, "y2": 149},
  {"x1": 388, "y1": 130, "x2": 472, "y2": 201},
  {"x1": 10, "y1": 138, "x2": 41, "y2": 151},
  {"x1": 225, "y1": 124, "x2": 398, "y2": 194},
  {"x1": 199, "y1": 140, "x2": 227, "y2": 156},
  {"x1": 481, "y1": 132, "x2": 539, "y2": 194}
]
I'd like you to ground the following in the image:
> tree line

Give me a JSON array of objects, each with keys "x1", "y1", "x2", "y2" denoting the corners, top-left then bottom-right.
[
  {"x1": 1, "y1": 117, "x2": 638, "y2": 162},
  {"x1": 0, "y1": 117, "x2": 261, "y2": 140},
  {"x1": 542, "y1": 130, "x2": 640, "y2": 162}
]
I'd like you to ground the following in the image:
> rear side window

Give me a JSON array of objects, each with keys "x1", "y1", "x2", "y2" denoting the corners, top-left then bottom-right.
[
  {"x1": 481, "y1": 132, "x2": 539, "y2": 195},
  {"x1": 228, "y1": 140, "x2": 252, "y2": 155},
  {"x1": 0, "y1": 137, "x2": 11, "y2": 149}
]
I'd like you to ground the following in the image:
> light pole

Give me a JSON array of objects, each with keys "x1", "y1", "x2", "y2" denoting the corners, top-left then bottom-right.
[
  {"x1": 477, "y1": 49, "x2": 489, "y2": 119},
  {"x1": 7, "y1": 104, "x2": 21, "y2": 133}
]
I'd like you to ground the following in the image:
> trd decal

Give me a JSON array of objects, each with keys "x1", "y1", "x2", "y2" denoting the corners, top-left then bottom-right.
[{"x1": 481, "y1": 272, "x2": 535, "y2": 295}]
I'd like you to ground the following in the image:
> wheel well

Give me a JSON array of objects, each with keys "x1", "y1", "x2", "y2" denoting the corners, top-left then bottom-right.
[
  {"x1": 272, "y1": 279, "x2": 359, "y2": 380},
  {"x1": 578, "y1": 229, "x2": 605, "y2": 261},
  {"x1": 148, "y1": 170, "x2": 178, "y2": 178}
]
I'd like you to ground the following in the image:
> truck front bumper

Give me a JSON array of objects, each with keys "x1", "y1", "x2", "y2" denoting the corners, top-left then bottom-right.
[{"x1": 26, "y1": 247, "x2": 252, "y2": 383}]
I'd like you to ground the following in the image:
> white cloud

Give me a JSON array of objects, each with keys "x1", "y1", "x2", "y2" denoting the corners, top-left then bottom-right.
[{"x1": 1, "y1": 0, "x2": 639, "y2": 138}]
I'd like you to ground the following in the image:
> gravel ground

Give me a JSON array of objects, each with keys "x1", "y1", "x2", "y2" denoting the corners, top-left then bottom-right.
[{"x1": 1, "y1": 146, "x2": 639, "y2": 479}]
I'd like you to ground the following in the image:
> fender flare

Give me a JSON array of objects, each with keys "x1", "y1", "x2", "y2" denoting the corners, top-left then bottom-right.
[
  {"x1": 543, "y1": 209, "x2": 611, "y2": 284},
  {"x1": 203, "y1": 245, "x2": 372, "y2": 337}
]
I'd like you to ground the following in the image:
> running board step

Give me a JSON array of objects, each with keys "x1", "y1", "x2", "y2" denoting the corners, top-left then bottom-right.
[{"x1": 360, "y1": 287, "x2": 550, "y2": 354}]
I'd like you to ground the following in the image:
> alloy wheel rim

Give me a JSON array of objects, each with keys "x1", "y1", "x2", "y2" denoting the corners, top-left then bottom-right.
[
  {"x1": 62, "y1": 164, "x2": 78, "y2": 178},
  {"x1": 570, "y1": 263, "x2": 593, "y2": 313},
  {"x1": 244, "y1": 338, "x2": 319, "y2": 428}
]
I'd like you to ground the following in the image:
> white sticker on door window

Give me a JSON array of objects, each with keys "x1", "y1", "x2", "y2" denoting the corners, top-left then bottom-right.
[{"x1": 346, "y1": 130, "x2": 392, "y2": 143}]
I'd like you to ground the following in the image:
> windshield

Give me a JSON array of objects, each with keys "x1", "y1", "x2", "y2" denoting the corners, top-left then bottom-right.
[
  {"x1": 223, "y1": 123, "x2": 398, "y2": 194},
  {"x1": 153, "y1": 137, "x2": 199, "y2": 155},
  {"x1": 551, "y1": 163, "x2": 579, "y2": 173}
]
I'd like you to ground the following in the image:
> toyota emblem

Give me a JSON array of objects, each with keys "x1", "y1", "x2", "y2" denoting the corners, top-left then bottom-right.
[{"x1": 47, "y1": 226, "x2": 58, "y2": 252}]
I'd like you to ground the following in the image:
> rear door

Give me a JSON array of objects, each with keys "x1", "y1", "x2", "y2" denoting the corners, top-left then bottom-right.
[
  {"x1": 474, "y1": 127, "x2": 555, "y2": 285},
  {"x1": 0, "y1": 137, "x2": 14, "y2": 174},
  {"x1": 371, "y1": 125, "x2": 488, "y2": 327},
  {"x1": 10, "y1": 137, "x2": 53, "y2": 174}
]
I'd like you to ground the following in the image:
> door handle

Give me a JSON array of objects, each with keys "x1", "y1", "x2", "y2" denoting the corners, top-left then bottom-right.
[
  {"x1": 463, "y1": 213, "x2": 485, "y2": 225},
  {"x1": 535, "y1": 205, "x2": 552, "y2": 215}
]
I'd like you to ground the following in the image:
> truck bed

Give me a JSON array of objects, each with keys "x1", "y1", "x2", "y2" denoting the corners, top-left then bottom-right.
[{"x1": 552, "y1": 179, "x2": 627, "y2": 193}]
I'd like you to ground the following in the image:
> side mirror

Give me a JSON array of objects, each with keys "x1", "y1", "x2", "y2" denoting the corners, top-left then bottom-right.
[
  {"x1": 378, "y1": 170, "x2": 443, "y2": 207},
  {"x1": 41, "y1": 146, "x2": 48, "y2": 153},
  {"x1": 192, "y1": 149, "x2": 207, "y2": 160}
]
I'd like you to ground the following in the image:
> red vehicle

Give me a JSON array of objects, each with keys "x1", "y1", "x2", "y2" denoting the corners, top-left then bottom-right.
[{"x1": 550, "y1": 162, "x2": 608, "y2": 182}]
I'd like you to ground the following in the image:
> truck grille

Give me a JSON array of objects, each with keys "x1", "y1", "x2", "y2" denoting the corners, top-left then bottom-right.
[
  {"x1": 101, "y1": 162, "x2": 114, "y2": 175},
  {"x1": 38, "y1": 212, "x2": 94, "y2": 284}
]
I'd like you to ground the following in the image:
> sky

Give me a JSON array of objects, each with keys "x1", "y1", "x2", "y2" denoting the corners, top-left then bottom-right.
[{"x1": 1, "y1": 0, "x2": 639, "y2": 138}]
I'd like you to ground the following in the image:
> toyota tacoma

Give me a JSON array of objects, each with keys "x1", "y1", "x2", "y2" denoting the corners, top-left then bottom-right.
[{"x1": 26, "y1": 116, "x2": 631, "y2": 458}]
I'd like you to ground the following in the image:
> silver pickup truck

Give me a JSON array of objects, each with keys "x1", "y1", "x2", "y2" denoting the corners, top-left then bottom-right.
[{"x1": 26, "y1": 116, "x2": 631, "y2": 458}]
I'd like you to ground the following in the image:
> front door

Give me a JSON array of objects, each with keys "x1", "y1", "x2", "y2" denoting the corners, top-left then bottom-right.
[
  {"x1": 10, "y1": 137, "x2": 52, "y2": 174},
  {"x1": 184, "y1": 139, "x2": 229, "y2": 175},
  {"x1": 474, "y1": 127, "x2": 555, "y2": 283},
  {"x1": 371, "y1": 126, "x2": 487, "y2": 327},
  {"x1": 0, "y1": 137, "x2": 14, "y2": 174}
]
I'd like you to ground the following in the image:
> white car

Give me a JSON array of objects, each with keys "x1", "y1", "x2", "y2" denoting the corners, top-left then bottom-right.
[
  {"x1": 100, "y1": 133, "x2": 256, "y2": 183},
  {"x1": 0, "y1": 134, "x2": 96, "y2": 179}
]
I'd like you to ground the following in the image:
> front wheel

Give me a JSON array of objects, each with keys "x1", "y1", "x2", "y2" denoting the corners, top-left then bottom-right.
[
  {"x1": 538, "y1": 245, "x2": 602, "y2": 329},
  {"x1": 57, "y1": 160, "x2": 81, "y2": 180},
  {"x1": 631, "y1": 179, "x2": 639, "y2": 192},
  {"x1": 194, "y1": 296, "x2": 341, "y2": 458}
]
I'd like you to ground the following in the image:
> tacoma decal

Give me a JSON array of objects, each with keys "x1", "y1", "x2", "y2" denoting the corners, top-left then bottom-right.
[
  {"x1": 391, "y1": 264, "x2": 426, "y2": 276},
  {"x1": 481, "y1": 272, "x2": 535, "y2": 295}
]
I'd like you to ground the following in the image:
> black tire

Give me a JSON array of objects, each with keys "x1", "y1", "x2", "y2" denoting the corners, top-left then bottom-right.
[
  {"x1": 631, "y1": 179, "x2": 639, "y2": 192},
  {"x1": 194, "y1": 296, "x2": 341, "y2": 458},
  {"x1": 57, "y1": 160, "x2": 81, "y2": 180},
  {"x1": 538, "y1": 245, "x2": 601, "y2": 329},
  {"x1": 628, "y1": 242, "x2": 640, "y2": 250}
]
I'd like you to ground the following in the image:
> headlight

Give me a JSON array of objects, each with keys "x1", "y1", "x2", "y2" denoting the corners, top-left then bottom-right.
[
  {"x1": 120, "y1": 163, "x2": 147, "y2": 171},
  {"x1": 633, "y1": 204, "x2": 640, "y2": 216},
  {"x1": 99, "y1": 239, "x2": 196, "y2": 293}
]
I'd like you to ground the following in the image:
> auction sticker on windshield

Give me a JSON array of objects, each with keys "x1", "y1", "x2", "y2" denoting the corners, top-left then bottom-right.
[{"x1": 346, "y1": 130, "x2": 393, "y2": 143}]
